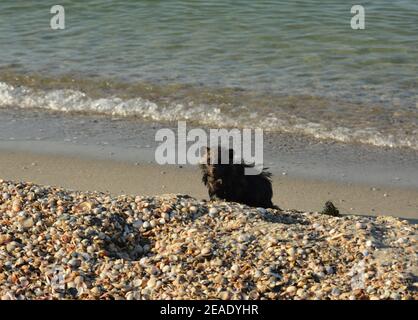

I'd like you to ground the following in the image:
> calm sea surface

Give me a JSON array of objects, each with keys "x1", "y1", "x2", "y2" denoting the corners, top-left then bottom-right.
[{"x1": 0, "y1": 1, "x2": 417, "y2": 149}]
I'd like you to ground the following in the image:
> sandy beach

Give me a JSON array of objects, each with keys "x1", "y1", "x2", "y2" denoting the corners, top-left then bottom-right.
[
  {"x1": 1, "y1": 144, "x2": 417, "y2": 300},
  {"x1": 1, "y1": 0, "x2": 418, "y2": 303},
  {"x1": 1, "y1": 146, "x2": 417, "y2": 300},
  {"x1": 0, "y1": 149, "x2": 417, "y2": 221}
]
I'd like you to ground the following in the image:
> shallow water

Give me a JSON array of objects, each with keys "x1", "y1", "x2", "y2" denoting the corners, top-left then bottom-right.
[{"x1": 0, "y1": 1, "x2": 417, "y2": 149}]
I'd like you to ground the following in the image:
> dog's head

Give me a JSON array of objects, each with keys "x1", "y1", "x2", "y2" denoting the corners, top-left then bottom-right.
[{"x1": 199, "y1": 147, "x2": 234, "y2": 177}]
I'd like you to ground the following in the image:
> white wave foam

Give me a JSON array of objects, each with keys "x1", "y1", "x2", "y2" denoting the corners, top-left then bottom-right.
[
  {"x1": 267, "y1": 118, "x2": 418, "y2": 150},
  {"x1": 1, "y1": 81, "x2": 417, "y2": 150},
  {"x1": 0, "y1": 81, "x2": 230, "y2": 124}
]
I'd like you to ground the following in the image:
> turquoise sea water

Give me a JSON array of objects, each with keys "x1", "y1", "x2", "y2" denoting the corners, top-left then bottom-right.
[{"x1": 0, "y1": 1, "x2": 417, "y2": 149}]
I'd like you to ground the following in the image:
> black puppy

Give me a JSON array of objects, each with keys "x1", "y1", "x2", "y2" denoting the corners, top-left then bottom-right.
[{"x1": 199, "y1": 147, "x2": 279, "y2": 209}]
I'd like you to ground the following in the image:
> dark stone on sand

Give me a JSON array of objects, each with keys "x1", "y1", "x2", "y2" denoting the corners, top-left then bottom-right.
[{"x1": 321, "y1": 201, "x2": 340, "y2": 217}]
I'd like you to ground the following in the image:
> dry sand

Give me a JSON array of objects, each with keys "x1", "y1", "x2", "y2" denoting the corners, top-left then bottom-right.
[{"x1": 0, "y1": 149, "x2": 417, "y2": 221}]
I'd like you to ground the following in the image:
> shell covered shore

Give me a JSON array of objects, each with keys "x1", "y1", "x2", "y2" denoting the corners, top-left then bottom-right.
[{"x1": 0, "y1": 179, "x2": 417, "y2": 300}]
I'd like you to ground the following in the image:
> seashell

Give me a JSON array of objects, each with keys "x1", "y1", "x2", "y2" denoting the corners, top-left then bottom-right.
[
  {"x1": 0, "y1": 234, "x2": 12, "y2": 245},
  {"x1": 208, "y1": 208, "x2": 218, "y2": 216},
  {"x1": 287, "y1": 247, "x2": 296, "y2": 257},
  {"x1": 12, "y1": 199, "x2": 23, "y2": 212},
  {"x1": 286, "y1": 286, "x2": 297, "y2": 294},
  {"x1": 219, "y1": 291, "x2": 231, "y2": 300},
  {"x1": 200, "y1": 247, "x2": 211, "y2": 256},
  {"x1": 356, "y1": 222, "x2": 367, "y2": 229},
  {"x1": 21, "y1": 217, "x2": 34, "y2": 229},
  {"x1": 147, "y1": 277, "x2": 157, "y2": 289},
  {"x1": 6, "y1": 241, "x2": 20, "y2": 252},
  {"x1": 189, "y1": 206, "x2": 198, "y2": 213},
  {"x1": 75, "y1": 201, "x2": 94, "y2": 213}
]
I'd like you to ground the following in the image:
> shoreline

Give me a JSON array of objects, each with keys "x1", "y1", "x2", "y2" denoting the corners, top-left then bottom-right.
[
  {"x1": 1, "y1": 107, "x2": 418, "y2": 190},
  {"x1": 1, "y1": 148, "x2": 417, "y2": 221}
]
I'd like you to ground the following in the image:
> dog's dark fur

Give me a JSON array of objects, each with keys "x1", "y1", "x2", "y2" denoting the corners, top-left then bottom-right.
[{"x1": 199, "y1": 147, "x2": 279, "y2": 209}]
